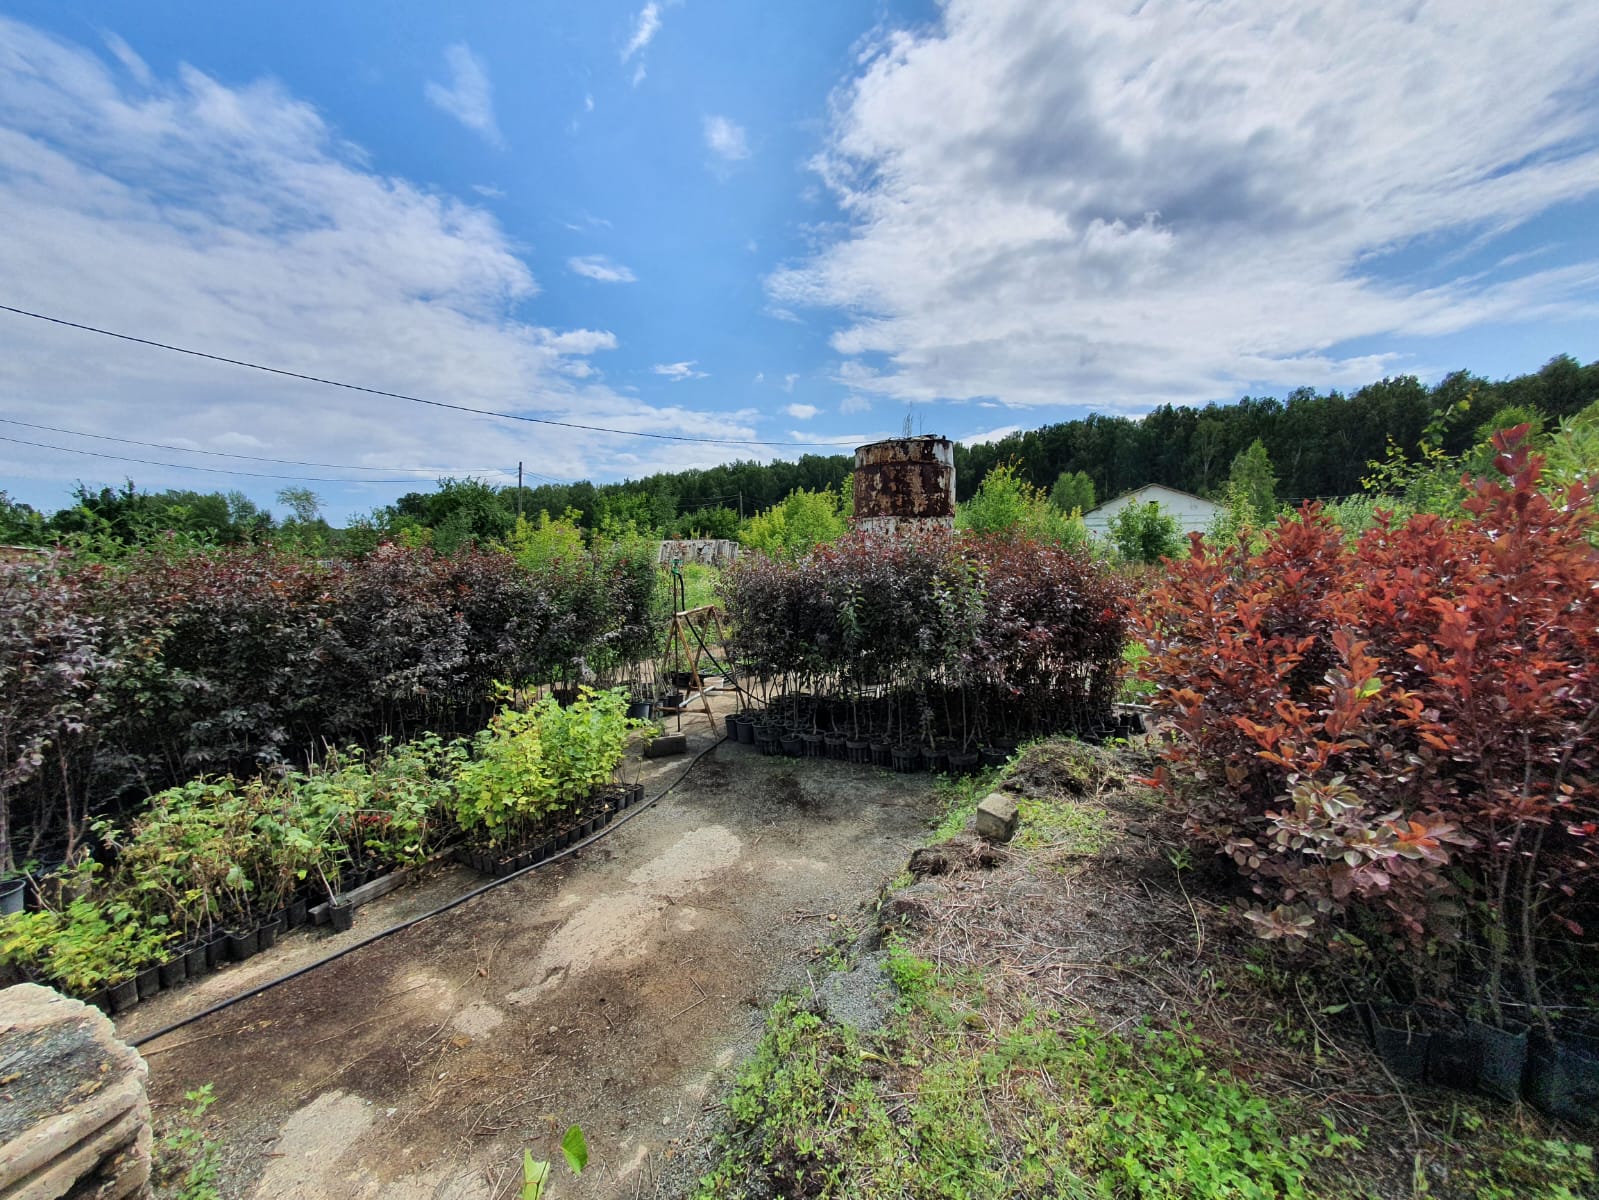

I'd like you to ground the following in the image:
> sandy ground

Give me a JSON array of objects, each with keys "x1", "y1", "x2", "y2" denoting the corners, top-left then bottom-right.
[{"x1": 123, "y1": 704, "x2": 940, "y2": 1199}]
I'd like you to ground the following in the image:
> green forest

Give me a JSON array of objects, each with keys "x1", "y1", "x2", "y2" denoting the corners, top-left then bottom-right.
[{"x1": 3, "y1": 353, "x2": 1594, "y2": 551}]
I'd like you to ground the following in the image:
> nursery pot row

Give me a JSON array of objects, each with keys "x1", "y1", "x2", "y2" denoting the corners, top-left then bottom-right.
[
  {"x1": 1368, "y1": 1005, "x2": 1599, "y2": 1122},
  {"x1": 455, "y1": 784, "x2": 644, "y2": 879},
  {"x1": 90, "y1": 897, "x2": 328, "y2": 1016},
  {"x1": 731, "y1": 712, "x2": 1000, "y2": 777}
]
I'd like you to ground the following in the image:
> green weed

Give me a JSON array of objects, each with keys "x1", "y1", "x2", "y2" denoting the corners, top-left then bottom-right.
[
  {"x1": 698, "y1": 955, "x2": 1356, "y2": 1200},
  {"x1": 931, "y1": 765, "x2": 1005, "y2": 841},
  {"x1": 152, "y1": 1084, "x2": 220, "y2": 1200}
]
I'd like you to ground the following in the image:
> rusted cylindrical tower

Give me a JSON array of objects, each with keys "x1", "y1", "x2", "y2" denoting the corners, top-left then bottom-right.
[{"x1": 851, "y1": 435, "x2": 956, "y2": 535}]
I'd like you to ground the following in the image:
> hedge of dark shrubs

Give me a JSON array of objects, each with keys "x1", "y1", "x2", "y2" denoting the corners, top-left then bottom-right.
[
  {"x1": 1, "y1": 540, "x2": 655, "y2": 872},
  {"x1": 717, "y1": 527, "x2": 1128, "y2": 759}
]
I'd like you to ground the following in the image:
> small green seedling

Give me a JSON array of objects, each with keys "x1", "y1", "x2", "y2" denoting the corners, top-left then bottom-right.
[{"x1": 521, "y1": 1124, "x2": 587, "y2": 1200}]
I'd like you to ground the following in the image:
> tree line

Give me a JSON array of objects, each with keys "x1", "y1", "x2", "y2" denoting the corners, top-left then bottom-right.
[{"x1": 3, "y1": 354, "x2": 1591, "y2": 551}]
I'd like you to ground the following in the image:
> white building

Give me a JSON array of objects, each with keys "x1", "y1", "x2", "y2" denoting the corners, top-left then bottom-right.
[{"x1": 1083, "y1": 484, "x2": 1220, "y2": 537}]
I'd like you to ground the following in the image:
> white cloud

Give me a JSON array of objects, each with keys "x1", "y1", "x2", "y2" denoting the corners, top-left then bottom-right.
[
  {"x1": 622, "y1": 3, "x2": 665, "y2": 86},
  {"x1": 424, "y1": 43, "x2": 502, "y2": 147},
  {"x1": 781, "y1": 372, "x2": 799, "y2": 392},
  {"x1": 840, "y1": 395, "x2": 872, "y2": 415},
  {"x1": 622, "y1": 3, "x2": 662, "y2": 60},
  {"x1": 0, "y1": 19, "x2": 755, "y2": 517},
  {"x1": 567, "y1": 255, "x2": 637, "y2": 283},
  {"x1": 703, "y1": 115, "x2": 749, "y2": 162},
  {"x1": 784, "y1": 403, "x2": 819, "y2": 420},
  {"x1": 653, "y1": 361, "x2": 708, "y2": 381},
  {"x1": 753, "y1": 371, "x2": 765, "y2": 383},
  {"x1": 772, "y1": 0, "x2": 1599, "y2": 411},
  {"x1": 472, "y1": 183, "x2": 505, "y2": 199},
  {"x1": 959, "y1": 425, "x2": 1021, "y2": 446},
  {"x1": 101, "y1": 33, "x2": 151, "y2": 86}
]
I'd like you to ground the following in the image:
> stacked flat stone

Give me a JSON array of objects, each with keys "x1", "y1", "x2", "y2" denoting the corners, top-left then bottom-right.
[{"x1": 0, "y1": 984, "x2": 152, "y2": 1200}]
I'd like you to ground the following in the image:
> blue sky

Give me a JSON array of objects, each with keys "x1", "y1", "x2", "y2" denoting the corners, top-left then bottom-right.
[{"x1": 0, "y1": 1, "x2": 1596, "y2": 521}]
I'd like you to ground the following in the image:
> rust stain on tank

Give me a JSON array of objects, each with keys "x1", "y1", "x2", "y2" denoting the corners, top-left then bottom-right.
[{"x1": 853, "y1": 436, "x2": 956, "y2": 521}]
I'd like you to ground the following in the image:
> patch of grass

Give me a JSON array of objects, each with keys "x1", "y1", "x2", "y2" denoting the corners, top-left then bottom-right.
[
  {"x1": 930, "y1": 765, "x2": 1005, "y2": 841},
  {"x1": 1120, "y1": 639, "x2": 1157, "y2": 702},
  {"x1": 1427, "y1": 1109, "x2": 1596, "y2": 1200},
  {"x1": 696, "y1": 953, "x2": 1357, "y2": 1200},
  {"x1": 667, "y1": 562, "x2": 721, "y2": 611},
  {"x1": 1012, "y1": 792, "x2": 1116, "y2": 854}
]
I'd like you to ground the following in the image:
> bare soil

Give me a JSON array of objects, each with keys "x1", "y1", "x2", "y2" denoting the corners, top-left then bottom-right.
[{"x1": 122, "y1": 711, "x2": 942, "y2": 1199}]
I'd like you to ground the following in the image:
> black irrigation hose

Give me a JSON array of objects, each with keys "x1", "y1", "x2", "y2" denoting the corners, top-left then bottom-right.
[{"x1": 130, "y1": 734, "x2": 728, "y2": 1049}]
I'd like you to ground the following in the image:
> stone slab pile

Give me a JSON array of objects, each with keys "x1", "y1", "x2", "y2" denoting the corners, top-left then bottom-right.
[{"x1": 0, "y1": 983, "x2": 152, "y2": 1200}]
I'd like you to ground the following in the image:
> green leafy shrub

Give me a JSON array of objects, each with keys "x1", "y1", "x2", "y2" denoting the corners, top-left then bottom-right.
[
  {"x1": 959, "y1": 463, "x2": 1088, "y2": 549},
  {"x1": 452, "y1": 688, "x2": 634, "y2": 847},
  {"x1": 738, "y1": 487, "x2": 848, "y2": 560},
  {"x1": 1, "y1": 893, "x2": 167, "y2": 992},
  {"x1": 1108, "y1": 499, "x2": 1184, "y2": 564}
]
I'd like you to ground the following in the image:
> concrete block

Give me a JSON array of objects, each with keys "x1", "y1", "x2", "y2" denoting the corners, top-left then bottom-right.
[{"x1": 974, "y1": 793, "x2": 1019, "y2": 843}]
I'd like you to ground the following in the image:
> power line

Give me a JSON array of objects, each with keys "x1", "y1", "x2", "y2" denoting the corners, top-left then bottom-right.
[
  {"x1": 0, "y1": 416, "x2": 506, "y2": 476},
  {"x1": 0, "y1": 304, "x2": 864, "y2": 450},
  {"x1": 0, "y1": 432, "x2": 474, "y2": 485}
]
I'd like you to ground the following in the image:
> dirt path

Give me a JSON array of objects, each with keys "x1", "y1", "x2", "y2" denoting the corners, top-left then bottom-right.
[{"x1": 128, "y1": 723, "x2": 940, "y2": 1198}]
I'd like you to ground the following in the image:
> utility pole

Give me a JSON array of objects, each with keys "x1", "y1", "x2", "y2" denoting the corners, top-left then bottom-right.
[{"x1": 517, "y1": 462, "x2": 523, "y2": 520}]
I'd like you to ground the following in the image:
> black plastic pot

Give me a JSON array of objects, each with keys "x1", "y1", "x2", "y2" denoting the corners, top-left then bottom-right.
[
  {"x1": 725, "y1": 714, "x2": 741, "y2": 738},
  {"x1": 824, "y1": 733, "x2": 847, "y2": 760},
  {"x1": 846, "y1": 739, "x2": 871, "y2": 765},
  {"x1": 1426, "y1": 1021, "x2": 1478, "y2": 1091},
  {"x1": 670, "y1": 670, "x2": 696, "y2": 689},
  {"x1": 949, "y1": 751, "x2": 982, "y2": 774},
  {"x1": 736, "y1": 719, "x2": 757, "y2": 746},
  {"x1": 777, "y1": 733, "x2": 802, "y2": 757},
  {"x1": 979, "y1": 746, "x2": 1009, "y2": 769},
  {"x1": 226, "y1": 928, "x2": 260, "y2": 962},
  {"x1": 627, "y1": 700, "x2": 654, "y2": 720},
  {"x1": 755, "y1": 727, "x2": 780, "y2": 756},
  {"x1": 109, "y1": 978, "x2": 140, "y2": 1013},
  {"x1": 870, "y1": 742, "x2": 892, "y2": 769},
  {"x1": 182, "y1": 943, "x2": 207, "y2": 980},
  {"x1": 204, "y1": 932, "x2": 228, "y2": 970},
  {"x1": 329, "y1": 901, "x2": 355, "y2": 933},
  {"x1": 83, "y1": 989, "x2": 112, "y2": 1015},
  {"x1": 1370, "y1": 1008, "x2": 1431, "y2": 1082},
  {"x1": 158, "y1": 957, "x2": 186, "y2": 991},
  {"x1": 257, "y1": 920, "x2": 278, "y2": 952},
  {"x1": 801, "y1": 732, "x2": 825, "y2": 758},
  {"x1": 659, "y1": 691, "x2": 684, "y2": 711},
  {"x1": 288, "y1": 897, "x2": 309, "y2": 928},
  {"x1": 922, "y1": 748, "x2": 949, "y2": 774},
  {"x1": 891, "y1": 746, "x2": 922, "y2": 774},
  {"x1": 1469, "y1": 1019, "x2": 1529, "y2": 1102},
  {"x1": 135, "y1": 966, "x2": 162, "y2": 1000},
  {"x1": 1527, "y1": 1029, "x2": 1599, "y2": 1125},
  {"x1": 0, "y1": 875, "x2": 23, "y2": 916}
]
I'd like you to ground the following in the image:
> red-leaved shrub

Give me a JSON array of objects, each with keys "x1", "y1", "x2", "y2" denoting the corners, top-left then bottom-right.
[{"x1": 1140, "y1": 429, "x2": 1599, "y2": 1005}]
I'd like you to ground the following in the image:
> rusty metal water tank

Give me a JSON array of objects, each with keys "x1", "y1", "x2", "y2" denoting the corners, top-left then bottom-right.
[{"x1": 852, "y1": 435, "x2": 956, "y2": 535}]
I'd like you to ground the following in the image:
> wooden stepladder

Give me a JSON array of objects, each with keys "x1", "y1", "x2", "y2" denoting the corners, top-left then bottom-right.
[{"x1": 661, "y1": 603, "x2": 729, "y2": 730}]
